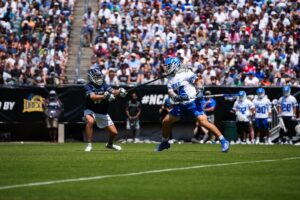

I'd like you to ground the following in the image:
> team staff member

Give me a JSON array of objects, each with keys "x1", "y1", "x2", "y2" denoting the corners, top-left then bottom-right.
[
  {"x1": 125, "y1": 93, "x2": 141, "y2": 142},
  {"x1": 83, "y1": 68, "x2": 127, "y2": 151},
  {"x1": 43, "y1": 90, "x2": 64, "y2": 143},
  {"x1": 192, "y1": 90, "x2": 217, "y2": 144}
]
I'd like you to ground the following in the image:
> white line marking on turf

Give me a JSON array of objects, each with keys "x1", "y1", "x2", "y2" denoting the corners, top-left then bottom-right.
[{"x1": 0, "y1": 157, "x2": 299, "y2": 191}]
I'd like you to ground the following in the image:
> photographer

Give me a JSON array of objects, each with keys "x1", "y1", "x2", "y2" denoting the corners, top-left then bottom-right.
[
  {"x1": 43, "y1": 90, "x2": 64, "y2": 142},
  {"x1": 125, "y1": 93, "x2": 141, "y2": 142}
]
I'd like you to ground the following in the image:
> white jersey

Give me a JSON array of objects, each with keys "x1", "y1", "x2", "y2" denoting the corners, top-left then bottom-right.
[
  {"x1": 253, "y1": 96, "x2": 271, "y2": 119},
  {"x1": 233, "y1": 99, "x2": 255, "y2": 122},
  {"x1": 167, "y1": 68, "x2": 197, "y2": 104},
  {"x1": 278, "y1": 95, "x2": 298, "y2": 117}
]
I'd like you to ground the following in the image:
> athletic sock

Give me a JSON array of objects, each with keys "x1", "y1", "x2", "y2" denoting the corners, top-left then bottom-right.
[
  {"x1": 87, "y1": 142, "x2": 92, "y2": 147},
  {"x1": 218, "y1": 135, "x2": 225, "y2": 141},
  {"x1": 162, "y1": 137, "x2": 169, "y2": 142}
]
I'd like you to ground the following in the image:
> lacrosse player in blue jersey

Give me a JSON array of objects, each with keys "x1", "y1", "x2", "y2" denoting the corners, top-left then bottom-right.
[{"x1": 156, "y1": 57, "x2": 230, "y2": 152}]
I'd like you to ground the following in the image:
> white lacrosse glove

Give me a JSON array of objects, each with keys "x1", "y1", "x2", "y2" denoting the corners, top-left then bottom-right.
[
  {"x1": 104, "y1": 91, "x2": 115, "y2": 102},
  {"x1": 267, "y1": 118, "x2": 272, "y2": 123},
  {"x1": 119, "y1": 88, "x2": 127, "y2": 98}
]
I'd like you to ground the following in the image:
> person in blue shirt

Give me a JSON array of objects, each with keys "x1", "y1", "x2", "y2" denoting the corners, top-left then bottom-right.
[
  {"x1": 192, "y1": 90, "x2": 217, "y2": 143},
  {"x1": 83, "y1": 68, "x2": 127, "y2": 151}
]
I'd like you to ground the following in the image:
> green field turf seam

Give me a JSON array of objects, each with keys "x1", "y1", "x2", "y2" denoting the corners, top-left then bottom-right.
[{"x1": 0, "y1": 157, "x2": 299, "y2": 191}]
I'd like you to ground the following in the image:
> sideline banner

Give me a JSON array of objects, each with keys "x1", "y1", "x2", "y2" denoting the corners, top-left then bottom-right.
[
  {"x1": 0, "y1": 86, "x2": 85, "y2": 122},
  {"x1": 0, "y1": 85, "x2": 299, "y2": 123}
]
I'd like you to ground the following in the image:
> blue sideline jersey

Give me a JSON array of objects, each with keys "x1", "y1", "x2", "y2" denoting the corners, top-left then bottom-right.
[
  {"x1": 84, "y1": 82, "x2": 113, "y2": 114},
  {"x1": 202, "y1": 98, "x2": 216, "y2": 115}
]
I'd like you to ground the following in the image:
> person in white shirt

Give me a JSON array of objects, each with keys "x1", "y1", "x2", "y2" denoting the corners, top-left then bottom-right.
[
  {"x1": 277, "y1": 86, "x2": 298, "y2": 144},
  {"x1": 213, "y1": 7, "x2": 226, "y2": 24},
  {"x1": 98, "y1": 3, "x2": 111, "y2": 21},
  {"x1": 82, "y1": 7, "x2": 97, "y2": 47},
  {"x1": 105, "y1": 69, "x2": 120, "y2": 86},
  {"x1": 232, "y1": 91, "x2": 255, "y2": 144},
  {"x1": 244, "y1": 72, "x2": 259, "y2": 86},
  {"x1": 253, "y1": 88, "x2": 272, "y2": 144}
]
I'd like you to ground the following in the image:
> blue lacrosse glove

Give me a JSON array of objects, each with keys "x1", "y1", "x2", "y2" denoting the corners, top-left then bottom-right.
[{"x1": 173, "y1": 93, "x2": 189, "y2": 102}]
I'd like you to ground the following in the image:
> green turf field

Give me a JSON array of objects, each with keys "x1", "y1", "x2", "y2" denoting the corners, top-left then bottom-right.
[{"x1": 0, "y1": 143, "x2": 299, "y2": 200}]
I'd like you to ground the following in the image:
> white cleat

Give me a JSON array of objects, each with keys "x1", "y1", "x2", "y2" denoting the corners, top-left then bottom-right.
[
  {"x1": 85, "y1": 146, "x2": 92, "y2": 152},
  {"x1": 106, "y1": 144, "x2": 122, "y2": 151},
  {"x1": 246, "y1": 139, "x2": 251, "y2": 145},
  {"x1": 267, "y1": 138, "x2": 273, "y2": 145}
]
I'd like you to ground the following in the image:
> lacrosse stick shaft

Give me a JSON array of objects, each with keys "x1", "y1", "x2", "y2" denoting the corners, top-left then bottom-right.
[
  {"x1": 126, "y1": 72, "x2": 174, "y2": 93},
  {"x1": 203, "y1": 94, "x2": 238, "y2": 98}
]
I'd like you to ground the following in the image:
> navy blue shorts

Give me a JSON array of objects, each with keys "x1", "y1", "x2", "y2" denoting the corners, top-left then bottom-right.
[{"x1": 255, "y1": 118, "x2": 269, "y2": 131}]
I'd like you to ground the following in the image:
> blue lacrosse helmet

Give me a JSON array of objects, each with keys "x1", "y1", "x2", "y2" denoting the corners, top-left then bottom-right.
[
  {"x1": 165, "y1": 57, "x2": 181, "y2": 74},
  {"x1": 87, "y1": 68, "x2": 104, "y2": 85},
  {"x1": 238, "y1": 90, "x2": 246, "y2": 102},
  {"x1": 256, "y1": 88, "x2": 265, "y2": 99},
  {"x1": 283, "y1": 86, "x2": 291, "y2": 97}
]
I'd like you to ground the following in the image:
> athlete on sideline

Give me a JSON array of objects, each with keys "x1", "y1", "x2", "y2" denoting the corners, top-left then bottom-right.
[
  {"x1": 83, "y1": 68, "x2": 127, "y2": 151},
  {"x1": 277, "y1": 86, "x2": 298, "y2": 144},
  {"x1": 156, "y1": 57, "x2": 230, "y2": 152},
  {"x1": 253, "y1": 88, "x2": 272, "y2": 144}
]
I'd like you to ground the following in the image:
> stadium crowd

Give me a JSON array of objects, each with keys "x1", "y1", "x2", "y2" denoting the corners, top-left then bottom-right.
[
  {"x1": 0, "y1": 0, "x2": 299, "y2": 86},
  {"x1": 0, "y1": 0, "x2": 75, "y2": 85},
  {"x1": 85, "y1": 0, "x2": 300, "y2": 87}
]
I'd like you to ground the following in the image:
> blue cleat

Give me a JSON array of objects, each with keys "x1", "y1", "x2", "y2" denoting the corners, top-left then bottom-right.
[
  {"x1": 220, "y1": 139, "x2": 230, "y2": 152},
  {"x1": 156, "y1": 141, "x2": 170, "y2": 151}
]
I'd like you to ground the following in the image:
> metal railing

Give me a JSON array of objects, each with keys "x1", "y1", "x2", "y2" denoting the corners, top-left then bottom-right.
[{"x1": 74, "y1": 0, "x2": 89, "y2": 83}]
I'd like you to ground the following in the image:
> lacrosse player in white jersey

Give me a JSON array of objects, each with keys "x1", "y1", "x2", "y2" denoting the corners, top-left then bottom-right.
[
  {"x1": 253, "y1": 88, "x2": 272, "y2": 144},
  {"x1": 277, "y1": 86, "x2": 298, "y2": 144},
  {"x1": 156, "y1": 57, "x2": 230, "y2": 152},
  {"x1": 232, "y1": 91, "x2": 255, "y2": 144}
]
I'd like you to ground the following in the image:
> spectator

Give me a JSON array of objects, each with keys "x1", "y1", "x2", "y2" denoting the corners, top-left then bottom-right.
[
  {"x1": 105, "y1": 68, "x2": 119, "y2": 86},
  {"x1": 220, "y1": 71, "x2": 234, "y2": 86},
  {"x1": 244, "y1": 72, "x2": 259, "y2": 86},
  {"x1": 0, "y1": 0, "x2": 75, "y2": 86},
  {"x1": 82, "y1": 6, "x2": 97, "y2": 47}
]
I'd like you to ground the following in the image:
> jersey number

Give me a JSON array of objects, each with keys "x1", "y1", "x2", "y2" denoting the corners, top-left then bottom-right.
[
  {"x1": 282, "y1": 104, "x2": 291, "y2": 112},
  {"x1": 256, "y1": 106, "x2": 266, "y2": 114},
  {"x1": 239, "y1": 107, "x2": 246, "y2": 114}
]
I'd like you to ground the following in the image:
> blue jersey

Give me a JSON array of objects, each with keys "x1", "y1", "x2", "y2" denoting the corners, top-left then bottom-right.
[
  {"x1": 84, "y1": 82, "x2": 113, "y2": 114},
  {"x1": 202, "y1": 98, "x2": 216, "y2": 115}
]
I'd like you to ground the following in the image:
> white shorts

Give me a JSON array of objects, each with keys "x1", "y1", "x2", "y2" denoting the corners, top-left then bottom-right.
[{"x1": 84, "y1": 109, "x2": 114, "y2": 128}]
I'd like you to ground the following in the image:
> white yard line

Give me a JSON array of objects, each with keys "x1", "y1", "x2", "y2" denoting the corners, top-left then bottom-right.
[{"x1": 0, "y1": 157, "x2": 299, "y2": 191}]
